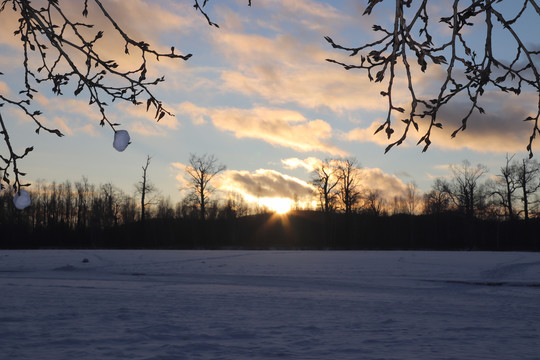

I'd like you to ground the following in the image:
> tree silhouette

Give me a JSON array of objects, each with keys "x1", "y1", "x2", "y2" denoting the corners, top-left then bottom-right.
[
  {"x1": 489, "y1": 154, "x2": 518, "y2": 219},
  {"x1": 336, "y1": 158, "x2": 363, "y2": 215},
  {"x1": 135, "y1": 155, "x2": 157, "y2": 224},
  {"x1": 325, "y1": 1, "x2": 540, "y2": 157},
  {"x1": 311, "y1": 159, "x2": 340, "y2": 213},
  {"x1": 443, "y1": 160, "x2": 488, "y2": 217},
  {"x1": 184, "y1": 153, "x2": 226, "y2": 221},
  {"x1": 516, "y1": 157, "x2": 540, "y2": 219},
  {"x1": 423, "y1": 179, "x2": 452, "y2": 215},
  {"x1": 2, "y1": 0, "x2": 538, "y2": 205}
]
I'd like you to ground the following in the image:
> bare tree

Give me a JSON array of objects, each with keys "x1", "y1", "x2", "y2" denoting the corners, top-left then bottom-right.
[
  {"x1": 135, "y1": 155, "x2": 157, "y2": 223},
  {"x1": 363, "y1": 189, "x2": 386, "y2": 216},
  {"x1": 311, "y1": 159, "x2": 340, "y2": 213},
  {"x1": 99, "y1": 182, "x2": 120, "y2": 227},
  {"x1": 336, "y1": 158, "x2": 363, "y2": 215},
  {"x1": 404, "y1": 182, "x2": 421, "y2": 215},
  {"x1": 184, "y1": 153, "x2": 226, "y2": 221},
  {"x1": 325, "y1": 1, "x2": 540, "y2": 156},
  {"x1": 489, "y1": 154, "x2": 519, "y2": 219},
  {"x1": 443, "y1": 160, "x2": 488, "y2": 217},
  {"x1": 516, "y1": 158, "x2": 540, "y2": 220},
  {"x1": 75, "y1": 176, "x2": 90, "y2": 229},
  {"x1": 423, "y1": 185, "x2": 451, "y2": 215},
  {"x1": 119, "y1": 193, "x2": 137, "y2": 224}
]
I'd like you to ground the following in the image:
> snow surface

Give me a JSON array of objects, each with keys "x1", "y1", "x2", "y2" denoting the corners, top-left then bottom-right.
[{"x1": 1, "y1": 250, "x2": 539, "y2": 359}]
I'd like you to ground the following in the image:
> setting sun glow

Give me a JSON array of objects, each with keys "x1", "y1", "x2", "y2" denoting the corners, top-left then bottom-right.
[{"x1": 259, "y1": 197, "x2": 292, "y2": 214}]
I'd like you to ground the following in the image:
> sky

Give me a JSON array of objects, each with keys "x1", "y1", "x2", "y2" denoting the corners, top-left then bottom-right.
[{"x1": 0, "y1": 0, "x2": 539, "y2": 212}]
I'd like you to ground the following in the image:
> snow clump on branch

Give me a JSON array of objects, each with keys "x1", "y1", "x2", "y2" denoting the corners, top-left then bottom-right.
[{"x1": 113, "y1": 130, "x2": 131, "y2": 152}]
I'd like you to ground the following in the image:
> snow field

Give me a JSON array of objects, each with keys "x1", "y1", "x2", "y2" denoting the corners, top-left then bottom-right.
[{"x1": 1, "y1": 250, "x2": 539, "y2": 359}]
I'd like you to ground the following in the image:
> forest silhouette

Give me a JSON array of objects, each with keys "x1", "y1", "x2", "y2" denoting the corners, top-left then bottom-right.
[{"x1": 2, "y1": 155, "x2": 539, "y2": 251}]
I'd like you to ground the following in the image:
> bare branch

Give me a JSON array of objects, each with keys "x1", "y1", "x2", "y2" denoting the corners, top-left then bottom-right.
[{"x1": 326, "y1": 0, "x2": 540, "y2": 155}]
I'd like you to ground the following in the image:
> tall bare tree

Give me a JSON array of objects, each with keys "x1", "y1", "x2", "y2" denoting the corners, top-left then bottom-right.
[
  {"x1": 311, "y1": 159, "x2": 340, "y2": 214},
  {"x1": 404, "y1": 182, "x2": 421, "y2": 215},
  {"x1": 135, "y1": 155, "x2": 157, "y2": 223},
  {"x1": 336, "y1": 158, "x2": 363, "y2": 215},
  {"x1": 489, "y1": 154, "x2": 519, "y2": 219},
  {"x1": 363, "y1": 189, "x2": 386, "y2": 216},
  {"x1": 516, "y1": 158, "x2": 540, "y2": 220},
  {"x1": 184, "y1": 153, "x2": 226, "y2": 221}
]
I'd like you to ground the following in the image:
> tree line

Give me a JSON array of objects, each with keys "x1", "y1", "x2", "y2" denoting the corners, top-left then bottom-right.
[{"x1": 1, "y1": 153, "x2": 540, "y2": 250}]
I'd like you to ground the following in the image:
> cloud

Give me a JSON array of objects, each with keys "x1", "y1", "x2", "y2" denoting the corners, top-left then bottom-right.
[
  {"x1": 344, "y1": 121, "x2": 402, "y2": 147},
  {"x1": 214, "y1": 30, "x2": 390, "y2": 114},
  {"x1": 172, "y1": 162, "x2": 316, "y2": 204},
  {"x1": 359, "y1": 168, "x2": 410, "y2": 200},
  {"x1": 259, "y1": 0, "x2": 342, "y2": 22},
  {"x1": 172, "y1": 155, "x2": 411, "y2": 207},
  {"x1": 170, "y1": 162, "x2": 192, "y2": 197},
  {"x1": 0, "y1": 81, "x2": 11, "y2": 95},
  {"x1": 280, "y1": 156, "x2": 411, "y2": 201},
  {"x1": 175, "y1": 101, "x2": 209, "y2": 125},
  {"x1": 427, "y1": 92, "x2": 537, "y2": 153},
  {"x1": 218, "y1": 168, "x2": 316, "y2": 201},
  {"x1": 28, "y1": 94, "x2": 102, "y2": 136},
  {"x1": 116, "y1": 102, "x2": 180, "y2": 137},
  {"x1": 0, "y1": 6, "x2": 22, "y2": 49},
  {"x1": 343, "y1": 90, "x2": 538, "y2": 154},
  {"x1": 70, "y1": 0, "x2": 196, "y2": 65},
  {"x1": 50, "y1": 117, "x2": 74, "y2": 136},
  {"x1": 211, "y1": 107, "x2": 346, "y2": 155},
  {"x1": 177, "y1": 102, "x2": 347, "y2": 155},
  {"x1": 0, "y1": 0, "x2": 195, "y2": 98},
  {"x1": 281, "y1": 157, "x2": 322, "y2": 172}
]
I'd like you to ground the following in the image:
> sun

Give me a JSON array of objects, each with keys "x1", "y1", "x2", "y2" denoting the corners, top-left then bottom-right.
[{"x1": 259, "y1": 197, "x2": 292, "y2": 214}]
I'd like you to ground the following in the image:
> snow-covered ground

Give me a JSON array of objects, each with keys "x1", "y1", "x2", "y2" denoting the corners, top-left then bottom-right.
[{"x1": 1, "y1": 250, "x2": 539, "y2": 360}]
